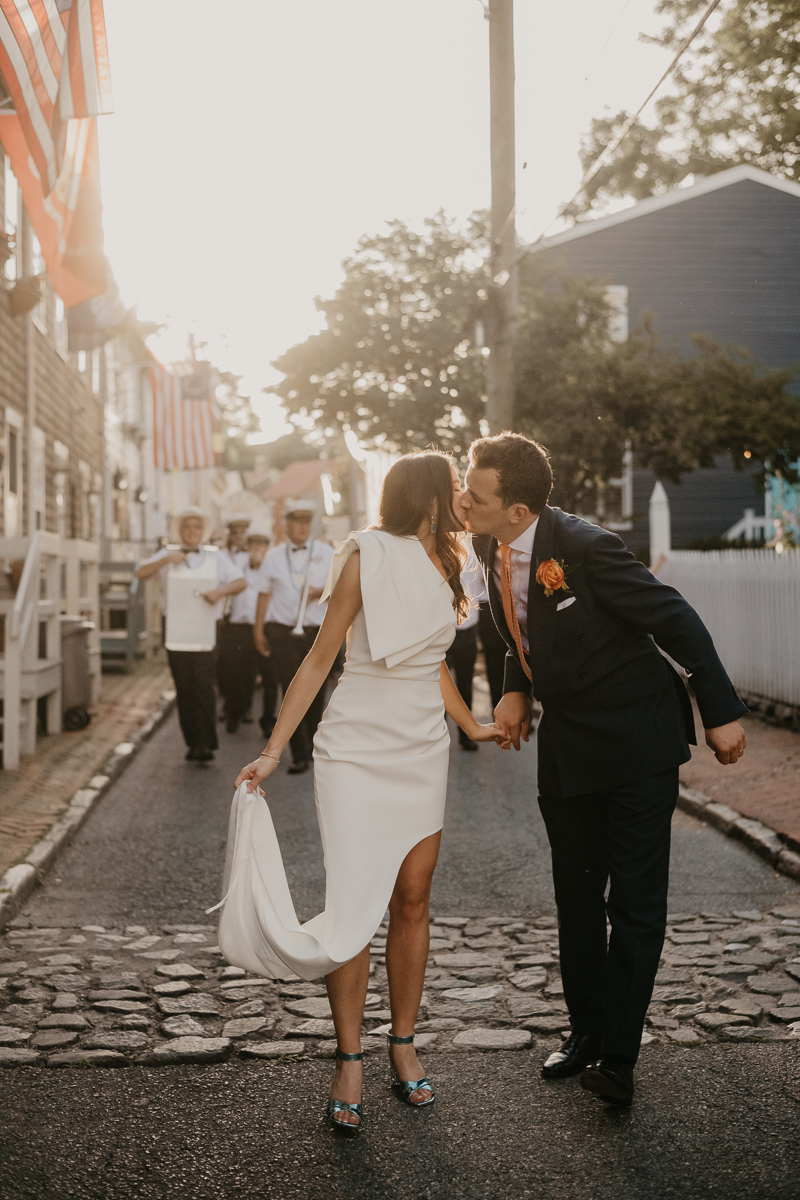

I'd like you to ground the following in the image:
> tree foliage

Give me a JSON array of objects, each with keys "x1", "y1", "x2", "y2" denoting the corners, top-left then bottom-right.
[
  {"x1": 214, "y1": 369, "x2": 260, "y2": 470},
  {"x1": 268, "y1": 213, "x2": 490, "y2": 458},
  {"x1": 268, "y1": 213, "x2": 800, "y2": 512},
  {"x1": 572, "y1": 0, "x2": 800, "y2": 215}
]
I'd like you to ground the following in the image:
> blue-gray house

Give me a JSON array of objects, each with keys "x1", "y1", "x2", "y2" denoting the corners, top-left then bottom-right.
[{"x1": 532, "y1": 165, "x2": 800, "y2": 555}]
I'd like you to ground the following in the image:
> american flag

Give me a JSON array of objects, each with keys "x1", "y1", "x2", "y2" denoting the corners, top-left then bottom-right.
[
  {"x1": 151, "y1": 362, "x2": 217, "y2": 472},
  {"x1": 0, "y1": 0, "x2": 112, "y2": 194}
]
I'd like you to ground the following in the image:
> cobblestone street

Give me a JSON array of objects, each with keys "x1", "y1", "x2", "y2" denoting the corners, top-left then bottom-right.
[{"x1": 1, "y1": 703, "x2": 799, "y2": 1199}]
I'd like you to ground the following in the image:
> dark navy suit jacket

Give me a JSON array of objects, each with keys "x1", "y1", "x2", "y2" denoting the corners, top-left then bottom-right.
[{"x1": 474, "y1": 506, "x2": 747, "y2": 798}]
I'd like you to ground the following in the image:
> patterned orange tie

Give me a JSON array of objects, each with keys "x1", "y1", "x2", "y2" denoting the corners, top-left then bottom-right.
[{"x1": 499, "y1": 544, "x2": 532, "y2": 682}]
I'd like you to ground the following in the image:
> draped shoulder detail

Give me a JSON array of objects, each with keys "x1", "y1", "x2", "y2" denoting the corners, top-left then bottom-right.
[{"x1": 321, "y1": 529, "x2": 455, "y2": 668}]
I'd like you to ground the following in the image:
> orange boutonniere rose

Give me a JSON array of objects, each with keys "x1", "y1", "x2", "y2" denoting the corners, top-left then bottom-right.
[{"x1": 535, "y1": 558, "x2": 569, "y2": 598}]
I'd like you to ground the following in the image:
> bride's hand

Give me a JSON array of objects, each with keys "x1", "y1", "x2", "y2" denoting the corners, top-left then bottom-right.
[
  {"x1": 235, "y1": 754, "x2": 280, "y2": 793},
  {"x1": 470, "y1": 722, "x2": 513, "y2": 750}
]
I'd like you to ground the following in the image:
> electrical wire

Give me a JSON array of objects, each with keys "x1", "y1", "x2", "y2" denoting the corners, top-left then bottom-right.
[{"x1": 497, "y1": 0, "x2": 725, "y2": 283}]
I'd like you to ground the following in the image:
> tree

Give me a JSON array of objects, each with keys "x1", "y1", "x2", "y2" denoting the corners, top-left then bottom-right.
[
  {"x1": 214, "y1": 369, "x2": 260, "y2": 471},
  {"x1": 268, "y1": 211, "x2": 800, "y2": 513},
  {"x1": 515, "y1": 260, "x2": 800, "y2": 512},
  {"x1": 268, "y1": 212, "x2": 491, "y2": 458},
  {"x1": 572, "y1": 0, "x2": 800, "y2": 215}
]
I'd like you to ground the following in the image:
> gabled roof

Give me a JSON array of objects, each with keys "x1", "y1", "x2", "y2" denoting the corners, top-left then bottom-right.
[{"x1": 535, "y1": 166, "x2": 800, "y2": 252}]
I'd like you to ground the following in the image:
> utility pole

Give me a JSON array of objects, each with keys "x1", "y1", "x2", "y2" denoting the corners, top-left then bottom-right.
[{"x1": 486, "y1": 0, "x2": 517, "y2": 432}]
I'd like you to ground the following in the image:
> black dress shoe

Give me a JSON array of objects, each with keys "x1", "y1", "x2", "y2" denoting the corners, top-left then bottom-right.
[
  {"x1": 195, "y1": 746, "x2": 214, "y2": 763},
  {"x1": 287, "y1": 760, "x2": 310, "y2": 775},
  {"x1": 185, "y1": 746, "x2": 199, "y2": 761},
  {"x1": 541, "y1": 1032, "x2": 601, "y2": 1080},
  {"x1": 580, "y1": 1055, "x2": 634, "y2": 1105}
]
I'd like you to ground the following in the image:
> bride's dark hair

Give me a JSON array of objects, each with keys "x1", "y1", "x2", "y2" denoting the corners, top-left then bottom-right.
[{"x1": 376, "y1": 450, "x2": 469, "y2": 620}]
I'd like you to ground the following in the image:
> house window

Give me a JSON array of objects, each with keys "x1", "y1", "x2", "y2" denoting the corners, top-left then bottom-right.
[
  {"x1": 77, "y1": 350, "x2": 87, "y2": 373},
  {"x1": 91, "y1": 348, "x2": 101, "y2": 395},
  {"x1": 32, "y1": 427, "x2": 45, "y2": 531},
  {"x1": 30, "y1": 230, "x2": 46, "y2": 332},
  {"x1": 3, "y1": 408, "x2": 23, "y2": 537},
  {"x1": 54, "y1": 295, "x2": 68, "y2": 354},
  {"x1": 605, "y1": 285, "x2": 629, "y2": 344},
  {"x1": 54, "y1": 439, "x2": 69, "y2": 538}
]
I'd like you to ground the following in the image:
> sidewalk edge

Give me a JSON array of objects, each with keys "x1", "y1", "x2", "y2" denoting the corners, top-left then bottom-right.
[
  {"x1": 0, "y1": 688, "x2": 177, "y2": 931},
  {"x1": 677, "y1": 784, "x2": 800, "y2": 881}
]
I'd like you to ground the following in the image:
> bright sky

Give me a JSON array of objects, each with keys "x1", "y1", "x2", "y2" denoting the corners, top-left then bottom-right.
[{"x1": 99, "y1": 0, "x2": 673, "y2": 441}]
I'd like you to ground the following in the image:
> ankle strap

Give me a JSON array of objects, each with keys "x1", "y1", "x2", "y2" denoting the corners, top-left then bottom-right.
[
  {"x1": 387, "y1": 1032, "x2": 415, "y2": 1045},
  {"x1": 335, "y1": 1049, "x2": 364, "y2": 1061}
]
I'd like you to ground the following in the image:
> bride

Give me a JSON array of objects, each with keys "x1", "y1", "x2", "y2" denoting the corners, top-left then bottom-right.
[{"x1": 229, "y1": 450, "x2": 509, "y2": 1134}]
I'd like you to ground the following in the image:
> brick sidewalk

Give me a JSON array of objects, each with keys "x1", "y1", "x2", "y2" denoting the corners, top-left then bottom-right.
[
  {"x1": 680, "y1": 704, "x2": 800, "y2": 852},
  {"x1": 0, "y1": 655, "x2": 173, "y2": 878}
]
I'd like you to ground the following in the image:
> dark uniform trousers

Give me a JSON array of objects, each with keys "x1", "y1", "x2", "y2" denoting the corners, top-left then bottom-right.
[
  {"x1": 477, "y1": 601, "x2": 507, "y2": 712},
  {"x1": 167, "y1": 649, "x2": 218, "y2": 751},
  {"x1": 265, "y1": 621, "x2": 327, "y2": 764},
  {"x1": 445, "y1": 625, "x2": 478, "y2": 745},
  {"x1": 216, "y1": 621, "x2": 279, "y2": 727}
]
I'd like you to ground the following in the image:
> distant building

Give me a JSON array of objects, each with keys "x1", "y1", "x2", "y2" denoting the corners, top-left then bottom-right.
[{"x1": 533, "y1": 166, "x2": 800, "y2": 554}]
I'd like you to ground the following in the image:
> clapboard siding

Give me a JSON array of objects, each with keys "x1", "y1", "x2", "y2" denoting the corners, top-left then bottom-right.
[{"x1": 538, "y1": 179, "x2": 800, "y2": 371}]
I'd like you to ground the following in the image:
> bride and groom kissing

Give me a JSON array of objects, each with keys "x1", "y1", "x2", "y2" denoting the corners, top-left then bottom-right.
[{"x1": 227, "y1": 432, "x2": 747, "y2": 1131}]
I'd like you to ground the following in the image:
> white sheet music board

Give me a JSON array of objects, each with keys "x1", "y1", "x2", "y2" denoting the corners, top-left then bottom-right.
[{"x1": 164, "y1": 546, "x2": 219, "y2": 651}]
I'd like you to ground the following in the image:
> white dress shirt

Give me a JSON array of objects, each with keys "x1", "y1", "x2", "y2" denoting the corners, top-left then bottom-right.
[
  {"x1": 492, "y1": 517, "x2": 539, "y2": 652},
  {"x1": 139, "y1": 547, "x2": 244, "y2": 620},
  {"x1": 259, "y1": 540, "x2": 335, "y2": 627},
  {"x1": 229, "y1": 561, "x2": 269, "y2": 625},
  {"x1": 459, "y1": 543, "x2": 488, "y2": 631}
]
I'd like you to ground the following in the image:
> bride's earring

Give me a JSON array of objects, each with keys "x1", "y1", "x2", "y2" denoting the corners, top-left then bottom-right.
[{"x1": 430, "y1": 519, "x2": 437, "y2": 535}]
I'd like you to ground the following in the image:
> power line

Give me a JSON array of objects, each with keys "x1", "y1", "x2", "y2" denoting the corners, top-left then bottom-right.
[{"x1": 497, "y1": 0, "x2": 724, "y2": 283}]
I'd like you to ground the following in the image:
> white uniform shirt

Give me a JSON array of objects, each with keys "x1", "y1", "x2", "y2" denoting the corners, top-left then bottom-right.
[
  {"x1": 222, "y1": 546, "x2": 249, "y2": 572},
  {"x1": 491, "y1": 518, "x2": 539, "y2": 652},
  {"x1": 140, "y1": 547, "x2": 244, "y2": 620},
  {"x1": 260, "y1": 540, "x2": 335, "y2": 628},
  {"x1": 229, "y1": 560, "x2": 269, "y2": 625},
  {"x1": 459, "y1": 543, "x2": 487, "y2": 631}
]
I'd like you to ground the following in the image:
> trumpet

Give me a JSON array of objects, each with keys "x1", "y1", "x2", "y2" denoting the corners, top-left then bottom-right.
[{"x1": 292, "y1": 571, "x2": 313, "y2": 636}]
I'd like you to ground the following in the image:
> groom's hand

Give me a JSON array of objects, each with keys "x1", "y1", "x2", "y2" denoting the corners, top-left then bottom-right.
[
  {"x1": 705, "y1": 720, "x2": 746, "y2": 765},
  {"x1": 494, "y1": 692, "x2": 532, "y2": 752}
]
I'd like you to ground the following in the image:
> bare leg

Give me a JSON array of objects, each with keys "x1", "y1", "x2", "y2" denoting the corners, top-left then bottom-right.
[
  {"x1": 325, "y1": 944, "x2": 370, "y2": 1127},
  {"x1": 385, "y1": 830, "x2": 441, "y2": 1103}
]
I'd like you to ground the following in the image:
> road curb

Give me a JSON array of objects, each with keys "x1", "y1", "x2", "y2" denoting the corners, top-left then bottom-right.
[
  {"x1": 0, "y1": 688, "x2": 177, "y2": 931},
  {"x1": 678, "y1": 784, "x2": 800, "y2": 881}
]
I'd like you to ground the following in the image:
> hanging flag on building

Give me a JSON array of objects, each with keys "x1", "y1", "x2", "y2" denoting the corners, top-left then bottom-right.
[
  {"x1": 0, "y1": 0, "x2": 113, "y2": 308},
  {"x1": 0, "y1": 0, "x2": 113, "y2": 193},
  {"x1": 151, "y1": 361, "x2": 217, "y2": 472}
]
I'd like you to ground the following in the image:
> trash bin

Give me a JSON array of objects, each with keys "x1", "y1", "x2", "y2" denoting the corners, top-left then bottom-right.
[{"x1": 60, "y1": 615, "x2": 95, "y2": 731}]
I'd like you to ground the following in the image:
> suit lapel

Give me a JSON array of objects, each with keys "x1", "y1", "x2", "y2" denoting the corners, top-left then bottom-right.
[{"x1": 527, "y1": 506, "x2": 557, "y2": 686}]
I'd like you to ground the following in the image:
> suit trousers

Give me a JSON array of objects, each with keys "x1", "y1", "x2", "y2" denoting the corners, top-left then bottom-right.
[
  {"x1": 167, "y1": 649, "x2": 218, "y2": 751},
  {"x1": 265, "y1": 622, "x2": 327, "y2": 764},
  {"x1": 216, "y1": 622, "x2": 279, "y2": 726},
  {"x1": 537, "y1": 767, "x2": 678, "y2": 1063},
  {"x1": 446, "y1": 626, "x2": 478, "y2": 744}
]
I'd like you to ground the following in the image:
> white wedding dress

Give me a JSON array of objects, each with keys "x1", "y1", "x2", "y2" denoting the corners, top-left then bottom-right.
[{"x1": 213, "y1": 529, "x2": 457, "y2": 981}]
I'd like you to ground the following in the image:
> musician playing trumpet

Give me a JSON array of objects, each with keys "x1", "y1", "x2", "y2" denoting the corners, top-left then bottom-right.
[{"x1": 253, "y1": 500, "x2": 335, "y2": 775}]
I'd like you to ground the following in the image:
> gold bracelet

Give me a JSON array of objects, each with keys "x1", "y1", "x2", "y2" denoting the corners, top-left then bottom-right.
[{"x1": 259, "y1": 751, "x2": 280, "y2": 763}]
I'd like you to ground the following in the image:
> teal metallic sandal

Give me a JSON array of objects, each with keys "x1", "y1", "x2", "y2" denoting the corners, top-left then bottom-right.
[
  {"x1": 326, "y1": 1049, "x2": 364, "y2": 1135},
  {"x1": 387, "y1": 1032, "x2": 435, "y2": 1107}
]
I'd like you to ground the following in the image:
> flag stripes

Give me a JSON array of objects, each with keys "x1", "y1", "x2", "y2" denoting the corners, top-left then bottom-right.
[
  {"x1": 0, "y1": 0, "x2": 112, "y2": 193},
  {"x1": 151, "y1": 365, "x2": 216, "y2": 471}
]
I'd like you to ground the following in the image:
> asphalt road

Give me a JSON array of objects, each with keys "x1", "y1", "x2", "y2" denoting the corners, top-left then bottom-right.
[
  {"x1": 3, "y1": 703, "x2": 800, "y2": 1199},
  {"x1": 22, "y1": 705, "x2": 800, "y2": 928}
]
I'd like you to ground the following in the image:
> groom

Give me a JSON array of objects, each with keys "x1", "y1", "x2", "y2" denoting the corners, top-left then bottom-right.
[{"x1": 462, "y1": 433, "x2": 747, "y2": 1105}]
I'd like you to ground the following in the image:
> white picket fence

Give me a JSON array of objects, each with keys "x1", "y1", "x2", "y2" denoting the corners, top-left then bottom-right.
[{"x1": 658, "y1": 549, "x2": 800, "y2": 707}]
